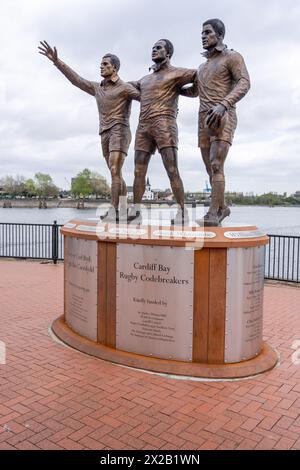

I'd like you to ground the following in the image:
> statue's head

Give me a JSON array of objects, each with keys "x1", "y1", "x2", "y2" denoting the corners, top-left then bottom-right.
[
  {"x1": 100, "y1": 54, "x2": 120, "y2": 78},
  {"x1": 202, "y1": 19, "x2": 225, "y2": 50},
  {"x1": 152, "y1": 39, "x2": 174, "y2": 63}
]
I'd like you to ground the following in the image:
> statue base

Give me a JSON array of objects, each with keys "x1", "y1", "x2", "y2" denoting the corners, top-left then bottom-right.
[{"x1": 53, "y1": 219, "x2": 278, "y2": 379}]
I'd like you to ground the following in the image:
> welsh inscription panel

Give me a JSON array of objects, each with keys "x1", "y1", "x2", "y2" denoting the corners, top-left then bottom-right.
[{"x1": 65, "y1": 238, "x2": 98, "y2": 341}]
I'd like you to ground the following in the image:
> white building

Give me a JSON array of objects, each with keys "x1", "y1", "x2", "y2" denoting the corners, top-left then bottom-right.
[{"x1": 143, "y1": 178, "x2": 155, "y2": 201}]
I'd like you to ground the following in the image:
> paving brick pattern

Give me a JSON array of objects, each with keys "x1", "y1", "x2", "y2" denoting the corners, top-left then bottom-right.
[{"x1": 0, "y1": 260, "x2": 299, "y2": 450}]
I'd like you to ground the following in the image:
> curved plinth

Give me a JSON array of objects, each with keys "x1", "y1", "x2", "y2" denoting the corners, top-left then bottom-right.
[
  {"x1": 57, "y1": 219, "x2": 277, "y2": 379},
  {"x1": 52, "y1": 316, "x2": 278, "y2": 379}
]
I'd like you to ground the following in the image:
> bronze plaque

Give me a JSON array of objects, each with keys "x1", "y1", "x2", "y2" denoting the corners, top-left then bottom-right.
[
  {"x1": 116, "y1": 244, "x2": 194, "y2": 361},
  {"x1": 225, "y1": 246, "x2": 265, "y2": 363},
  {"x1": 65, "y1": 238, "x2": 98, "y2": 341}
]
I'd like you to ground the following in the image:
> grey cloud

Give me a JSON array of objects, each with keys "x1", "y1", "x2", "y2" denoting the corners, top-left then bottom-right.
[{"x1": 0, "y1": 0, "x2": 300, "y2": 194}]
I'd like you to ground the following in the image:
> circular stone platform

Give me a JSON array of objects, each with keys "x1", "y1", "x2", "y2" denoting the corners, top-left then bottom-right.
[{"x1": 52, "y1": 219, "x2": 278, "y2": 379}]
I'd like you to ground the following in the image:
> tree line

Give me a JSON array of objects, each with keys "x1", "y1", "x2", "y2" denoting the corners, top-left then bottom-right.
[
  {"x1": 1, "y1": 171, "x2": 299, "y2": 205},
  {"x1": 225, "y1": 192, "x2": 300, "y2": 206},
  {"x1": 0, "y1": 169, "x2": 110, "y2": 199}
]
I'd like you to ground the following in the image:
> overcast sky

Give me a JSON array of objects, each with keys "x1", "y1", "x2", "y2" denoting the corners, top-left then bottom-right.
[{"x1": 1, "y1": 0, "x2": 300, "y2": 194}]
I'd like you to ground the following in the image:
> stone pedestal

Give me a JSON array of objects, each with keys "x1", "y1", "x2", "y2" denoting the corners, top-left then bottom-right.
[{"x1": 52, "y1": 219, "x2": 278, "y2": 379}]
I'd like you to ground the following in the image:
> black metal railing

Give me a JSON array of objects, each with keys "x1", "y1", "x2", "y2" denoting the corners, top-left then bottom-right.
[
  {"x1": 0, "y1": 221, "x2": 64, "y2": 264},
  {"x1": 265, "y1": 234, "x2": 300, "y2": 283},
  {"x1": 0, "y1": 222, "x2": 299, "y2": 281}
]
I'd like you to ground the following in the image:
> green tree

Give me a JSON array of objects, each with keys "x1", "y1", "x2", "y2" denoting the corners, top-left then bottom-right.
[
  {"x1": 34, "y1": 173, "x2": 59, "y2": 198},
  {"x1": 71, "y1": 176, "x2": 92, "y2": 197},
  {"x1": 1, "y1": 176, "x2": 17, "y2": 196},
  {"x1": 90, "y1": 171, "x2": 110, "y2": 197},
  {"x1": 0, "y1": 175, "x2": 26, "y2": 196},
  {"x1": 71, "y1": 169, "x2": 92, "y2": 197},
  {"x1": 71, "y1": 168, "x2": 110, "y2": 198},
  {"x1": 24, "y1": 178, "x2": 37, "y2": 197}
]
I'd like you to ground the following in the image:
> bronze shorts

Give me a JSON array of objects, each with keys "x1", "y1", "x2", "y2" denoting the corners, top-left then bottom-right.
[
  {"x1": 134, "y1": 116, "x2": 178, "y2": 154},
  {"x1": 198, "y1": 108, "x2": 237, "y2": 148},
  {"x1": 101, "y1": 124, "x2": 131, "y2": 160}
]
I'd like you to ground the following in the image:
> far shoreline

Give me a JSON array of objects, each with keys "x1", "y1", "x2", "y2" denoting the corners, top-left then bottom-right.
[{"x1": 1, "y1": 198, "x2": 300, "y2": 210}]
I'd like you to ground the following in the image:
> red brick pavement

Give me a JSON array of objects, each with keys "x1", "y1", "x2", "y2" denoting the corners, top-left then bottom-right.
[{"x1": 0, "y1": 260, "x2": 299, "y2": 450}]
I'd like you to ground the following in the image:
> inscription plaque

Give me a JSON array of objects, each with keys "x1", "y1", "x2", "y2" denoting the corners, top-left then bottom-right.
[
  {"x1": 116, "y1": 244, "x2": 194, "y2": 361},
  {"x1": 224, "y1": 230, "x2": 265, "y2": 239},
  {"x1": 152, "y1": 230, "x2": 216, "y2": 238},
  {"x1": 76, "y1": 225, "x2": 102, "y2": 233},
  {"x1": 225, "y1": 246, "x2": 265, "y2": 363},
  {"x1": 109, "y1": 227, "x2": 147, "y2": 237},
  {"x1": 65, "y1": 238, "x2": 98, "y2": 341}
]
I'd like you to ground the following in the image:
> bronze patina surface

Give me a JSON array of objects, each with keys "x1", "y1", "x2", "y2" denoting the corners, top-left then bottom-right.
[
  {"x1": 128, "y1": 39, "x2": 196, "y2": 224},
  {"x1": 181, "y1": 19, "x2": 250, "y2": 226},
  {"x1": 38, "y1": 41, "x2": 139, "y2": 220}
]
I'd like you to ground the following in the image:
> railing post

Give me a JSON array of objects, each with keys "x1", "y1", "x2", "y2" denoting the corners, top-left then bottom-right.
[{"x1": 52, "y1": 220, "x2": 58, "y2": 264}]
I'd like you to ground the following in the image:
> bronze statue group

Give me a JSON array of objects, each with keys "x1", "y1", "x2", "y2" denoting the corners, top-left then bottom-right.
[{"x1": 39, "y1": 18, "x2": 250, "y2": 227}]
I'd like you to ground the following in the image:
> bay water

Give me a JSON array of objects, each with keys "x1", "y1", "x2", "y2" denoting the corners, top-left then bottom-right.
[{"x1": 0, "y1": 205, "x2": 299, "y2": 235}]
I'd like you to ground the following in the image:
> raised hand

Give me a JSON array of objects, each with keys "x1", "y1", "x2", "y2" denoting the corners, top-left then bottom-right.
[{"x1": 38, "y1": 40, "x2": 58, "y2": 63}]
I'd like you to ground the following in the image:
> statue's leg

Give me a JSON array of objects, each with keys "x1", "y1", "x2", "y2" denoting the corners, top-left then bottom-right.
[
  {"x1": 132, "y1": 119, "x2": 155, "y2": 211},
  {"x1": 101, "y1": 151, "x2": 126, "y2": 221},
  {"x1": 108, "y1": 151, "x2": 126, "y2": 209},
  {"x1": 200, "y1": 147, "x2": 213, "y2": 187},
  {"x1": 199, "y1": 112, "x2": 213, "y2": 187},
  {"x1": 121, "y1": 178, "x2": 127, "y2": 196},
  {"x1": 197, "y1": 113, "x2": 232, "y2": 226},
  {"x1": 101, "y1": 124, "x2": 131, "y2": 220},
  {"x1": 160, "y1": 147, "x2": 185, "y2": 210},
  {"x1": 127, "y1": 150, "x2": 151, "y2": 221},
  {"x1": 133, "y1": 150, "x2": 151, "y2": 205},
  {"x1": 160, "y1": 147, "x2": 188, "y2": 225},
  {"x1": 209, "y1": 140, "x2": 230, "y2": 217}
]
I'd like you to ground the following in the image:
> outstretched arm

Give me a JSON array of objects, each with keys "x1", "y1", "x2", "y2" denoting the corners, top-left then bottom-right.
[{"x1": 38, "y1": 41, "x2": 96, "y2": 96}]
